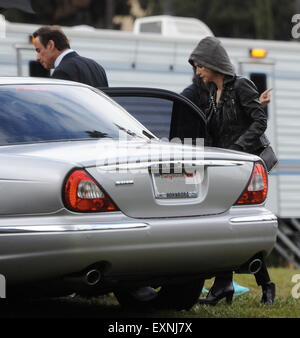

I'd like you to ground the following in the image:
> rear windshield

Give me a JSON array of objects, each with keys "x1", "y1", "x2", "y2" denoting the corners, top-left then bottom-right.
[{"x1": 0, "y1": 84, "x2": 152, "y2": 146}]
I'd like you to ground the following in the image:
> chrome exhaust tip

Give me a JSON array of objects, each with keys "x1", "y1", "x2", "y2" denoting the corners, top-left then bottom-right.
[
  {"x1": 64, "y1": 269, "x2": 101, "y2": 287},
  {"x1": 85, "y1": 269, "x2": 101, "y2": 286},
  {"x1": 236, "y1": 256, "x2": 263, "y2": 274},
  {"x1": 248, "y1": 259, "x2": 262, "y2": 274}
]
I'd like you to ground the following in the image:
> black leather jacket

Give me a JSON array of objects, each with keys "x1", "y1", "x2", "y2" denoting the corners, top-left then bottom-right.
[{"x1": 206, "y1": 76, "x2": 269, "y2": 155}]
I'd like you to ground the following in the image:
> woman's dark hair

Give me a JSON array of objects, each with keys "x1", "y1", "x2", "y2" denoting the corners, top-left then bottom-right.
[
  {"x1": 192, "y1": 72, "x2": 210, "y2": 110},
  {"x1": 32, "y1": 26, "x2": 70, "y2": 51}
]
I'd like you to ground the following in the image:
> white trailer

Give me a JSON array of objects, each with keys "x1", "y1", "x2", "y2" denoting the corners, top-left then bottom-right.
[{"x1": 1, "y1": 15, "x2": 300, "y2": 263}]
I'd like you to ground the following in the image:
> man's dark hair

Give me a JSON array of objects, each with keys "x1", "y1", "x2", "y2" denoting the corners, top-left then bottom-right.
[{"x1": 32, "y1": 26, "x2": 70, "y2": 51}]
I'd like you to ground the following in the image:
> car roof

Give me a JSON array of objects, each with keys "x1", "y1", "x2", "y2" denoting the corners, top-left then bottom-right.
[{"x1": 0, "y1": 77, "x2": 89, "y2": 87}]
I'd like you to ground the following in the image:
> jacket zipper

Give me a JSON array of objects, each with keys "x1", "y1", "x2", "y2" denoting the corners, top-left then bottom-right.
[{"x1": 231, "y1": 98, "x2": 237, "y2": 120}]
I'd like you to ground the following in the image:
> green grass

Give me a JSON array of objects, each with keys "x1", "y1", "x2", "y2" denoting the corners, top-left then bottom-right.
[
  {"x1": 1, "y1": 268, "x2": 300, "y2": 318},
  {"x1": 74, "y1": 267, "x2": 300, "y2": 318},
  {"x1": 97, "y1": 267, "x2": 300, "y2": 318},
  {"x1": 161, "y1": 268, "x2": 300, "y2": 318}
]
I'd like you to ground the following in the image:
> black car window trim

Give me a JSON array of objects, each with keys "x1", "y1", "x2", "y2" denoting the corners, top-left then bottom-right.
[{"x1": 98, "y1": 87, "x2": 206, "y2": 125}]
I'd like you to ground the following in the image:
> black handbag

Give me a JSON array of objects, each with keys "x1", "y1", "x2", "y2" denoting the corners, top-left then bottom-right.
[{"x1": 259, "y1": 145, "x2": 278, "y2": 172}]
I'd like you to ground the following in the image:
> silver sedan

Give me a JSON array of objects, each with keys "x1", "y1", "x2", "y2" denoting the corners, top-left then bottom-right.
[{"x1": 0, "y1": 77, "x2": 277, "y2": 309}]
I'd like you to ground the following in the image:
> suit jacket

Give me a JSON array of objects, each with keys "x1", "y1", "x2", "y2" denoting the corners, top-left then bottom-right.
[{"x1": 52, "y1": 51, "x2": 108, "y2": 88}]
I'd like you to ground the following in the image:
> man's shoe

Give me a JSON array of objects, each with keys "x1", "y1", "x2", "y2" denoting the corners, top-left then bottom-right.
[{"x1": 129, "y1": 286, "x2": 158, "y2": 302}]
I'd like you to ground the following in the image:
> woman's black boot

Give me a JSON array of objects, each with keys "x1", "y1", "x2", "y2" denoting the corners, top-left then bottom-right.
[
  {"x1": 261, "y1": 282, "x2": 275, "y2": 305},
  {"x1": 198, "y1": 280, "x2": 234, "y2": 306}
]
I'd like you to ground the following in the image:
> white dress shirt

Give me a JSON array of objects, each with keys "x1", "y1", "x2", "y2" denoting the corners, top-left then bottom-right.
[{"x1": 54, "y1": 49, "x2": 74, "y2": 68}]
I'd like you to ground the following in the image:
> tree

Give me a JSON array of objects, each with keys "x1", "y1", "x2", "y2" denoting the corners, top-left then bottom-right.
[
  {"x1": 2, "y1": 0, "x2": 298, "y2": 40},
  {"x1": 3, "y1": 0, "x2": 130, "y2": 28},
  {"x1": 170, "y1": 0, "x2": 256, "y2": 38},
  {"x1": 174, "y1": 0, "x2": 297, "y2": 40},
  {"x1": 254, "y1": 0, "x2": 274, "y2": 39}
]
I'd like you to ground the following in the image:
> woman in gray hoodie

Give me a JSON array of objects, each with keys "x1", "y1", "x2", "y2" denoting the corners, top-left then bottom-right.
[{"x1": 185, "y1": 36, "x2": 275, "y2": 306}]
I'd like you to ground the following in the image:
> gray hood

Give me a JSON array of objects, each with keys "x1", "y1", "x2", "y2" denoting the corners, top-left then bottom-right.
[{"x1": 189, "y1": 37, "x2": 235, "y2": 77}]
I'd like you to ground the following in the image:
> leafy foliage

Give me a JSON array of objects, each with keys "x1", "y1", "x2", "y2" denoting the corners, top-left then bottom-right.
[
  {"x1": 173, "y1": 0, "x2": 296, "y2": 40},
  {"x1": 2, "y1": 0, "x2": 298, "y2": 40}
]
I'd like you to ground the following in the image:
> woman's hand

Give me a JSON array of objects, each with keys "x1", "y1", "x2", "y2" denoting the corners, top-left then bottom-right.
[{"x1": 259, "y1": 88, "x2": 272, "y2": 107}]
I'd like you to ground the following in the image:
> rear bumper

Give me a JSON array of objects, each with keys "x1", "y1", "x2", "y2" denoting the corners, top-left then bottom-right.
[
  {"x1": 0, "y1": 207, "x2": 277, "y2": 284},
  {"x1": 0, "y1": 222, "x2": 147, "y2": 233}
]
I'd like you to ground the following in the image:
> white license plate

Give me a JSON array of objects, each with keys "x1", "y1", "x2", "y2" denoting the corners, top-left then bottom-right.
[{"x1": 151, "y1": 172, "x2": 199, "y2": 199}]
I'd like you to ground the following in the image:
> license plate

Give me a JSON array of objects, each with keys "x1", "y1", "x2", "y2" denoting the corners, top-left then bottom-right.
[{"x1": 151, "y1": 172, "x2": 199, "y2": 199}]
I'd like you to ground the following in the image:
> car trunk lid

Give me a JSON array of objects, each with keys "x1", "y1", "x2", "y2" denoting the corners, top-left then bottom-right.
[
  {"x1": 2, "y1": 140, "x2": 256, "y2": 218},
  {"x1": 85, "y1": 141, "x2": 256, "y2": 218}
]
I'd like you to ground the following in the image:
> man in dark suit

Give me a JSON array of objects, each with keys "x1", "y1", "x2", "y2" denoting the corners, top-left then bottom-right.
[{"x1": 32, "y1": 26, "x2": 108, "y2": 87}]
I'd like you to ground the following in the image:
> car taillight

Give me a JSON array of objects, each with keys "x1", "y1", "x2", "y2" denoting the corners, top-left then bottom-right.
[
  {"x1": 235, "y1": 162, "x2": 268, "y2": 205},
  {"x1": 64, "y1": 169, "x2": 118, "y2": 212}
]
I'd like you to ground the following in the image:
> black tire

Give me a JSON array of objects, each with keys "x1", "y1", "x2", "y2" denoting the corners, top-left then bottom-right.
[{"x1": 114, "y1": 279, "x2": 204, "y2": 311}]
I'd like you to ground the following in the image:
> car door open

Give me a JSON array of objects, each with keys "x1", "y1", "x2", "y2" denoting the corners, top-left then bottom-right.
[{"x1": 99, "y1": 87, "x2": 206, "y2": 143}]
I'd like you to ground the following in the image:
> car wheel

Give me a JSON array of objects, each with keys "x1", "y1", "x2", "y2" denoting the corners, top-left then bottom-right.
[{"x1": 114, "y1": 279, "x2": 204, "y2": 311}]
